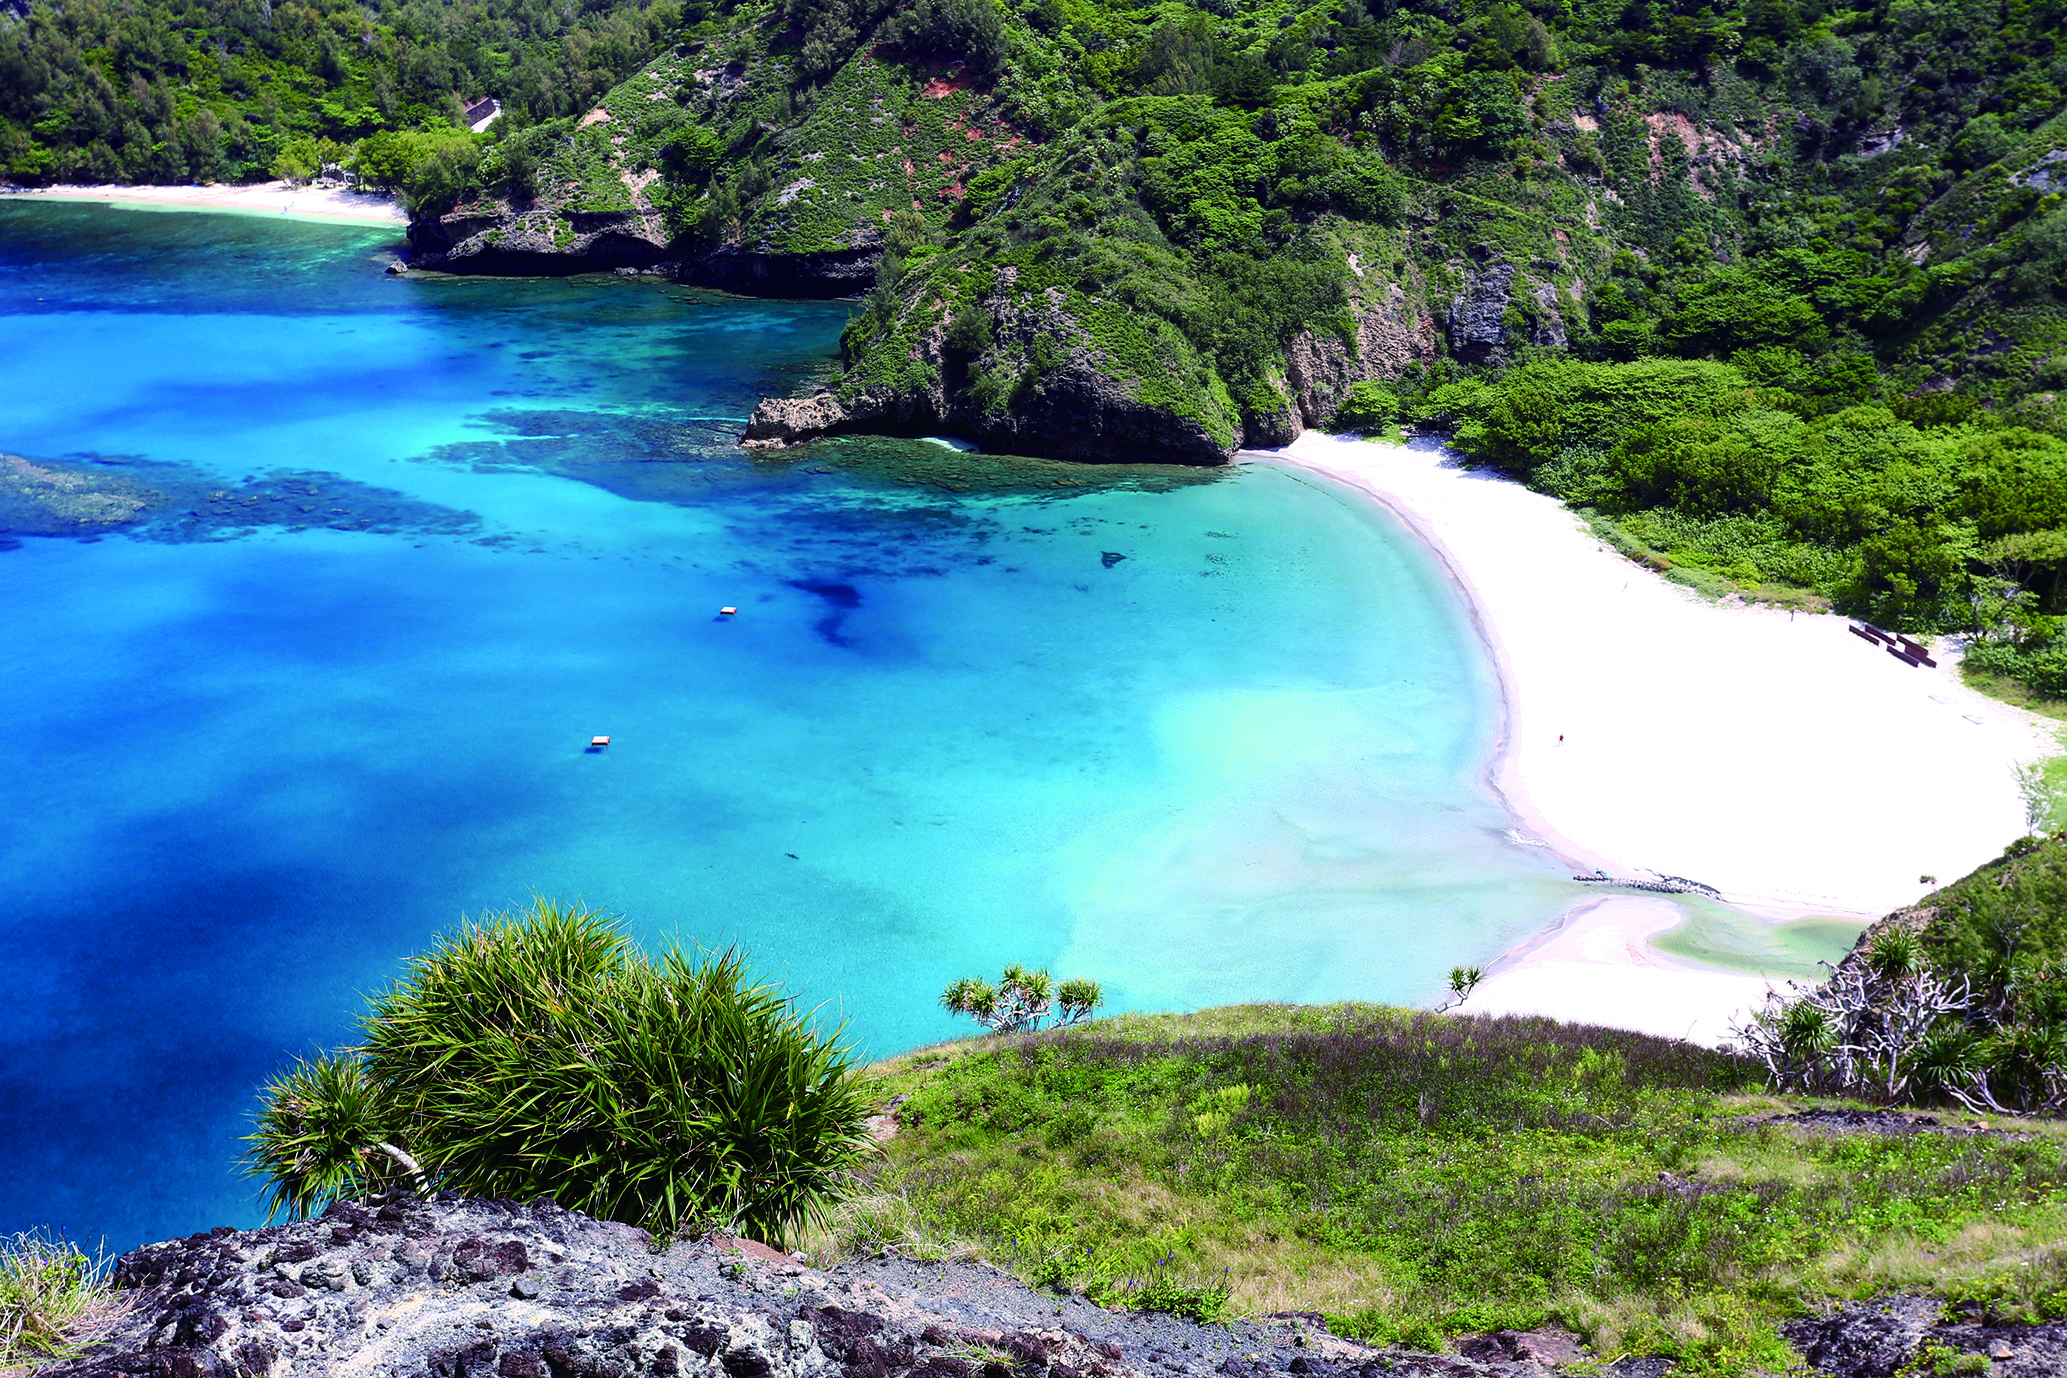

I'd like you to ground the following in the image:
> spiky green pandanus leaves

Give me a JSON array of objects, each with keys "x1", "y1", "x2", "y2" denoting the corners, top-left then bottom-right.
[
  {"x1": 246, "y1": 1053, "x2": 411, "y2": 1222},
  {"x1": 245, "y1": 899, "x2": 872, "y2": 1246}
]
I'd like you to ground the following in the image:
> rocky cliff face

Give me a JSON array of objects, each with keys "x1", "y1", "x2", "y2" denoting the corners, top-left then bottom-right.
[
  {"x1": 742, "y1": 237, "x2": 1456, "y2": 465},
  {"x1": 743, "y1": 273, "x2": 1244, "y2": 466},
  {"x1": 33, "y1": 1196, "x2": 2067, "y2": 1378},
  {"x1": 40, "y1": 1196, "x2": 1595, "y2": 1378},
  {"x1": 408, "y1": 206, "x2": 675, "y2": 277},
  {"x1": 407, "y1": 203, "x2": 882, "y2": 294}
]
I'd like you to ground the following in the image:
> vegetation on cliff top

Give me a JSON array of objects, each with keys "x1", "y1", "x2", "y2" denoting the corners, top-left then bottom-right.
[
  {"x1": 0, "y1": 0, "x2": 683, "y2": 187},
  {"x1": 244, "y1": 899, "x2": 873, "y2": 1246},
  {"x1": 843, "y1": 1002, "x2": 2067, "y2": 1376},
  {"x1": 1739, "y1": 830, "x2": 2067, "y2": 1114}
]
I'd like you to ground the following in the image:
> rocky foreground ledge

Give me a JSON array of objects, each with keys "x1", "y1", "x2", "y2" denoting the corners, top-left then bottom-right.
[{"x1": 39, "y1": 1196, "x2": 2067, "y2": 1378}]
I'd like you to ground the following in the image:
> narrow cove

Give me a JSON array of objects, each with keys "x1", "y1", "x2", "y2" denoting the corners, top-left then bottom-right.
[{"x1": 0, "y1": 202, "x2": 1588, "y2": 1248}]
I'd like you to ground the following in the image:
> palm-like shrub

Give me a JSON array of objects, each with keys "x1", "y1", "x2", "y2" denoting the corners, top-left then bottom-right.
[
  {"x1": 940, "y1": 964, "x2": 1103, "y2": 1033},
  {"x1": 246, "y1": 900, "x2": 872, "y2": 1245},
  {"x1": 248, "y1": 1053, "x2": 421, "y2": 1222}
]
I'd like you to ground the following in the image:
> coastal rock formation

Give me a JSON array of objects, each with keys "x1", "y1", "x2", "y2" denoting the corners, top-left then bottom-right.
[
  {"x1": 742, "y1": 276, "x2": 1241, "y2": 466},
  {"x1": 30, "y1": 1198, "x2": 1596, "y2": 1378},
  {"x1": 741, "y1": 363, "x2": 1237, "y2": 467},
  {"x1": 407, "y1": 206, "x2": 887, "y2": 293},
  {"x1": 37, "y1": 1197, "x2": 2067, "y2": 1378},
  {"x1": 408, "y1": 206, "x2": 673, "y2": 277}
]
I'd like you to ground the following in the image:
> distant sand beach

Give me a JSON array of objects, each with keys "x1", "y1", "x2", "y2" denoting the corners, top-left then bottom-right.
[
  {"x1": 1, "y1": 181, "x2": 406, "y2": 227},
  {"x1": 1268, "y1": 432, "x2": 2055, "y2": 1042}
]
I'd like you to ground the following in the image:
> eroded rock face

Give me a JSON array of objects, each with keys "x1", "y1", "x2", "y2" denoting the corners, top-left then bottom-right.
[
  {"x1": 1784, "y1": 1296, "x2": 2067, "y2": 1378},
  {"x1": 406, "y1": 207, "x2": 887, "y2": 295},
  {"x1": 409, "y1": 206, "x2": 675, "y2": 276},
  {"x1": 1442, "y1": 259, "x2": 1567, "y2": 368},
  {"x1": 52, "y1": 1198, "x2": 2064, "y2": 1378},
  {"x1": 40, "y1": 1198, "x2": 1637, "y2": 1378},
  {"x1": 1445, "y1": 260, "x2": 1516, "y2": 365}
]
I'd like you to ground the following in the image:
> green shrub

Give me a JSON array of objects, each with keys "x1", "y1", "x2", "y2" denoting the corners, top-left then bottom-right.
[
  {"x1": 1336, "y1": 380, "x2": 1400, "y2": 430},
  {"x1": 403, "y1": 140, "x2": 484, "y2": 218},
  {"x1": 246, "y1": 900, "x2": 872, "y2": 1245}
]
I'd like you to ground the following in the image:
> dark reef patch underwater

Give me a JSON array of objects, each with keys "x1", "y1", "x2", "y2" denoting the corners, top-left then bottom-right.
[{"x1": 0, "y1": 200, "x2": 1594, "y2": 1250}]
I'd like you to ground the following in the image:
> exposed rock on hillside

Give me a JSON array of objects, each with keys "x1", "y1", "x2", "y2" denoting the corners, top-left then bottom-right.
[
  {"x1": 35, "y1": 1198, "x2": 2067, "y2": 1378},
  {"x1": 40, "y1": 1196, "x2": 1599, "y2": 1378},
  {"x1": 1784, "y1": 1296, "x2": 2066, "y2": 1378},
  {"x1": 409, "y1": 207, "x2": 673, "y2": 277},
  {"x1": 408, "y1": 48, "x2": 1022, "y2": 296}
]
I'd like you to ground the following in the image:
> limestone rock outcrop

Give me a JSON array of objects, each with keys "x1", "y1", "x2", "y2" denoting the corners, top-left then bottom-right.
[{"x1": 35, "y1": 1196, "x2": 2067, "y2": 1378}]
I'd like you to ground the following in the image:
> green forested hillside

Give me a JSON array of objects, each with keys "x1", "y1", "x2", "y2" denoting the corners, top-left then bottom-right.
[
  {"x1": 16, "y1": 0, "x2": 2067, "y2": 690},
  {"x1": 0, "y1": 0, "x2": 679, "y2": 183}
]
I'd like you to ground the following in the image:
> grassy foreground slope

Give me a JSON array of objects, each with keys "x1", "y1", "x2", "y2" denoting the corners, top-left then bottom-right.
[{"x1": 839, "y1": 1004, "x2": 2067, "y2": 1374}]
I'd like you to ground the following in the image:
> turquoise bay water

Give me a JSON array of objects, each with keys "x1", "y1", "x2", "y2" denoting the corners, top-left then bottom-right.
[{"x1": 0, "y1": 201, "x2": 1577, "y2": 1248}]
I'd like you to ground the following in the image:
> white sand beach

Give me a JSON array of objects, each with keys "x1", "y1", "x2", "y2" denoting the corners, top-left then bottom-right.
[
  {"x1": 1448, "y1": 894, "x2": 1792, "y2": 1045},
  {"x1": 2, "y1": 182, "x2": 406, "y2": 227},
  {"x1": 1267, "y1": 432, "x2": 2056, "y2": 1042}
]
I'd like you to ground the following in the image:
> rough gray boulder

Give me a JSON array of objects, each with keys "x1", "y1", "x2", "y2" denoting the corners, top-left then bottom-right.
[
  {"x1": 742, "y1": 394, "x2": 853, "y2": 449},
  {"x1": 36, "y1": 1198, "x2": 1615, "y2": 1378},
  {"x1": 1783, "y1": 1296, "x2": 2067, "y2": 1378},
  {"x1": 40, "y1": 1199, "x2": 2066, "y2": 1378}
]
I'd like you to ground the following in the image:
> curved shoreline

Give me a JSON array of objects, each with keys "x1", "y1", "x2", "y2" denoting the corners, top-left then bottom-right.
[
  {"x1": 1, "y1": 182, "x2": 406, "y2": 227},
  {"x1": 1260, "y1": 451, "x2": 1617, "y2": 889},
  {"x1": 1260, "y1": 432, "x2": 2055, "y2": 1042}
]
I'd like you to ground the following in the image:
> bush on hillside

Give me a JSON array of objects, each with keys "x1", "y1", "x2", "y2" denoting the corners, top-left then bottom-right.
[
  {"x1": 941, "y1": 964, "x2": 1103, "y2": 1034},
  {"x1": 245, "y1": 901, "x2": 872, "y2": 1245},
  {"x1": 1736, "y1": 837, "x2": 2067, "y2": 1114},
  {"x1": 1335, "y1": 381, "x2": 1400, "y2": 431}
]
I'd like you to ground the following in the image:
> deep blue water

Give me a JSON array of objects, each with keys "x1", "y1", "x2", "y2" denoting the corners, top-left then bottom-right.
[{"x1": 0, "y1": 200, "x2": 1577, "y2": 1249}]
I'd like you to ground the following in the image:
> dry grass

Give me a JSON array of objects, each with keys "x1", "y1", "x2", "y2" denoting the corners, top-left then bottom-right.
[
  {"x1": 849, "y1": 1003, "x2": 2067, "y2": 1374},
  {"x1": 0, "y1": 1232, "x2": 124, "y2": 1374}
]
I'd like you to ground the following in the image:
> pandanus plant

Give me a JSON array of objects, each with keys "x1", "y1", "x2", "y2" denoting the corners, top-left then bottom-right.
[
  {"x1": 245, "y1": 900, "x2": 873, "y2": 1246},
  {"x1": 940, "y1": 963, "x2": 1104, "y2": 1034}
]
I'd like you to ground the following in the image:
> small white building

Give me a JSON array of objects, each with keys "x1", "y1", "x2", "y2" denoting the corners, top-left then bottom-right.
[{"x1": 465, "y1": 98, "x2": 502, "y2": 134}]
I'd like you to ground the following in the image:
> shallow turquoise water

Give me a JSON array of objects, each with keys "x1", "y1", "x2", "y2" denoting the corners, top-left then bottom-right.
[{"x1": 0, "y1": 201, "x2": 1576, "y2": 1247}]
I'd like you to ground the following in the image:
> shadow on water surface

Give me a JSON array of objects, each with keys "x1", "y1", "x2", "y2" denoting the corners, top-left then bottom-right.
[{"x1": 1, "y1": 201, "x2": 1589, "y2": 1254}]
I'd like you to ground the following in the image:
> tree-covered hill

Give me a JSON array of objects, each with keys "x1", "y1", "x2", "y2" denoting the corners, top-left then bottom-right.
[
  {"x1": 0, "y1": 0, "x2": 681, "y2": 184},
  {"x1": 17, "y1": 0, "x2": 2067, "y2": 694}
]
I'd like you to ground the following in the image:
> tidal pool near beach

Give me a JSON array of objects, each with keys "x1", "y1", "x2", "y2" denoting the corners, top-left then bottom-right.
[{"x1": 3, "y1": 202, "x2": 1589, "y2": 1247}]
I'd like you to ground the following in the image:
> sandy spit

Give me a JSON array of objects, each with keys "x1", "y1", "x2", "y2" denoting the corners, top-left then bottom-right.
[
  {"x1": 1264, "y1": 432, "x2": 2055, "y2": 1043},
  {"x1": 2, "y1": 181, "x2": 407, "y2": 227}
]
